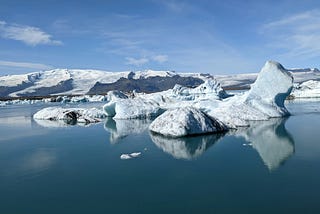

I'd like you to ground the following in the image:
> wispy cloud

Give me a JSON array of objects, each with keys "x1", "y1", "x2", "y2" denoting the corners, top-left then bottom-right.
[
  {"x1": 157, "y1": 0, "x2": 190, "y2": 13},
  {"x1": 152, "y1": 54, "x2": 168, "y2": 63},
  {"x1": 125, "y1": 54, "x2": 169, "y2": 67},
  {"x1": 0, "y1": 60, "x2": 53, "y2": 70},
  {"x1": 261, "y1": 9, "x2": 320, "y2": 58},
  {"x1": 125, "y1": 57, "x2": 149, "y2": 66},
  {"x1": 0, "y1": 20, "x2": 62, "y2": 46}
]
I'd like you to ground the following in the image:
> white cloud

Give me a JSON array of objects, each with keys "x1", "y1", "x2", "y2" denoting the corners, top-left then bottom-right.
[
  {"x1": 0, "y1": 60, "x2": 53, "y2": 70},
  {"x1": 152, "y1": 54, "x2": 168, "y2": 63},
  {"x1": 125, "y1": 57, "x2": 149, "y2": 66},
  {"x1": 261, "y1": 9, "x2": 320, "y2": 58},
  {"x1": 0, "y1": 20, "x2": 62, "y2": 46}
]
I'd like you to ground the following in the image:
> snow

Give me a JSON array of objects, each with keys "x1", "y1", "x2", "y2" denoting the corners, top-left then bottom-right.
[
  {"x1": 149, "y1": 107, "x2": 227, "y2": 137},
  {"x1": 1, "y1": 69, "x2": 211, "y2": 97},
  {"x1": 33, "y1": 107, "x2": 106, "y2": 124},
  {"x1": 0, "y1": 73, "x2": 34, "y2": 87},
  {"x1": 291, "y1": 80, "x2": 320, "y2": 98}
]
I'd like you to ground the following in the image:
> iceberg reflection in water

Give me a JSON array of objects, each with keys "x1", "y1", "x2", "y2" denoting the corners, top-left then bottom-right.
[
  {"x1": 233, "y1": 118, "x2": 295, "y2": 170},
  {"x1": 104, "y1": 118, "x2": 152, "y2": 143},
  {"x1": 150, "y1": 133, "x2": 225, "y2": 160},
  {"x1": 104, "y1": 116, "x2": 294, "y2": 169}
]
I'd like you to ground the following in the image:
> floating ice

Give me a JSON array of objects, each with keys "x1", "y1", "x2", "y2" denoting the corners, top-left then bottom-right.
[
  {"x1": 120, "y1": 152, "x2": 142, "y2": 160},
  {"x1": 102, "y1": 79, "x2": 227, "y2": 119},
  {"x1": 149, "y1": 107, "x2": 227, "y2": 137},
  {"x1": 33, "y1": 107, "x2": 106, "y2": 124},
  {"x1": 203, "y1": 61, "x2": 293, "y2": 127},
  {"x1": 291, "y1": 80, "x2": 320, "y2": 98}
]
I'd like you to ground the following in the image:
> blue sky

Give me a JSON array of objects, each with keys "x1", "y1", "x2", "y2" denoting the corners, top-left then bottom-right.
[{"x1": 1, "y1": 0, "x2": 320, "y2": 75}]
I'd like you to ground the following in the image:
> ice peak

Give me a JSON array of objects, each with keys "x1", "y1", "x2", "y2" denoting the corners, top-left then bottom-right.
[{"x1": 264, "y1": 60, "x2": 286, "y2": 71}]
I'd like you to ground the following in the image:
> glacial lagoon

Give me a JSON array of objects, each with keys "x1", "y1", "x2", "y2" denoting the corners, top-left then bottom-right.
[{"x1": 0, "y1": 100, "x2": 320, "y2": 213}]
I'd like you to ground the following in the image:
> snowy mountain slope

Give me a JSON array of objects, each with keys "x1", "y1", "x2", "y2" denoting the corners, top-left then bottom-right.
[
  {"x1": 0, "y1": 69, "x2": 210, "y2": 97},
  {"x1": 0, "y1": 67, "x2": 319, "y2": 98}
]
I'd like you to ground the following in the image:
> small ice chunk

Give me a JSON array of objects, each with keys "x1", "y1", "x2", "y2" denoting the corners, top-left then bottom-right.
[
  {"x1": 120, "y1": 154, "x2": 132, "y2": 160},
  {"x1": 129, "y1": 152, "x2": 141, "y2": 157},
  {"x1": 120, "y1": 152, "x2": 142, "y2": 160}
]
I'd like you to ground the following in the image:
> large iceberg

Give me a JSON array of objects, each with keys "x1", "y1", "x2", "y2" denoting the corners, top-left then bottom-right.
[
  {"x1": 201, "y1": 61, "x2": 293, "y2": 127},
  {"x1": 149, "y1": 107, "x2": 227, "y2": 137},
  {"x1": 102, "y1": 78, "x2": 227, "y2": 119}
]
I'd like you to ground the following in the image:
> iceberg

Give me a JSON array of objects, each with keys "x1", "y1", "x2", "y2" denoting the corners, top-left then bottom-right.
[
  {"x1": 149, "y1": 107, "x2": 227, "y2": 137},
  {"x1": 291, "y1": 80, "x2": 320, "y2": 98},
  {"x1": 120, "y1": 152, "x2": 142, "y2": 160},
  {"x1": 102, "y1": 78, "x2": 227, "y2": 119},
  {"x1": 202, "y1": 61, "x2": 293, "y2": 127},
  {"x1": 33, "y1": 107, "x2": 106, "y2": 124}
]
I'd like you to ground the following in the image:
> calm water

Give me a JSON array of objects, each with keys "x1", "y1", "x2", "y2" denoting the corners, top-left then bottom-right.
[{"x1": 0, "y1": 100, "x2": 320, "y2": 214}]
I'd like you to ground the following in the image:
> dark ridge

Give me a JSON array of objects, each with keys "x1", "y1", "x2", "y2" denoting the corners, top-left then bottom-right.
[
  {"x1": 16, "y1": 79, "x2": 74, "y2": 97},
  {"x1": 0, "y1": 81, "x2": 34, "y2": 97},
  {"x1": 87, "y1": 75, "x2": 204, "y2": 95}
]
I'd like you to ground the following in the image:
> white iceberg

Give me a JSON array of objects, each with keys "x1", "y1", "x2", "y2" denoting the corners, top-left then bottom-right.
[
  {"x1": 202, "y1": 61, "x2": 293, "y2": 127},
  {"x1": 149, "y1": 107, "x2": 227, "y2": 137},
  {"x1": 33, "y1": 107, "x2": 106, "y2": 124},
  {"x1": 102, "y1": 78, "x2": 227, "y2": 119},
  {"x1": 291, "y1": 80, "x2": 320, "y2": 98}
]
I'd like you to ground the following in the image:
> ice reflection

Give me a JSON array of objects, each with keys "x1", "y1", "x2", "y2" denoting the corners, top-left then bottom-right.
[
  {"x1": 150, "y1": 133, "x2": 225, "y2": 160},
  {"x1": 233, "y1": 118, "x2": 295, "y2": 170},
  {"x1": 104, "y1": 118, "x2": 152, "y2": 143}
]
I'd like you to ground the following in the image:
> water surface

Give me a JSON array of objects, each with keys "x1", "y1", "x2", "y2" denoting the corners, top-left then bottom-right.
[{"x1": 0, "y1": 101, "x2": 320, "y2": 213}]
